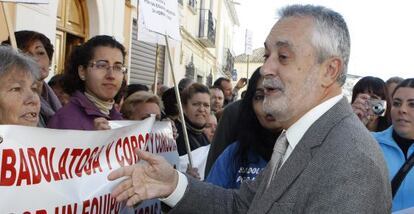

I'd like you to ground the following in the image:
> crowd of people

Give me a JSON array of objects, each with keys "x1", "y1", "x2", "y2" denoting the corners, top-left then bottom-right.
[{"x1": 1, "y1": 4, "x2": 414, "y2": 213}]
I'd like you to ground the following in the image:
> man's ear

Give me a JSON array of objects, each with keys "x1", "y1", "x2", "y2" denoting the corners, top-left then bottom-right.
[
  {"x1": 78, "y1": 65, "x2": 86, "y2": 81},
  {"x1": 321, "y1": 57, "x2": 342, "y2": 88}
]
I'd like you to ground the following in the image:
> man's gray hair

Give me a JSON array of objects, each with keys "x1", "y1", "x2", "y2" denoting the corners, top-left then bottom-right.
[
  {"x1": 0, "y1": 45, "x2": 40, "y2": 80},
  {"x1": 279, "y1": 5, "x2": 351, "y2": 86}
]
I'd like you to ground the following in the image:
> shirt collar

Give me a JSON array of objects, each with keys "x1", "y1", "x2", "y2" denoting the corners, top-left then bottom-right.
[{"x1": 285, "y1": 94, "x2": 343, "y2": 151}]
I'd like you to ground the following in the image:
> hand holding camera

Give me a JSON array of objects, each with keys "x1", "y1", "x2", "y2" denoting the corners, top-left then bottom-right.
[{"x1": 351, "y1": 93, "x2": 386, "y2": 125}]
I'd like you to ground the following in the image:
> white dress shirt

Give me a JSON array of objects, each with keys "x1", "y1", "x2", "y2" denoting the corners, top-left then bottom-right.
[{"x1": 161, "y1": 94, "x2": 344, "y2": 207}]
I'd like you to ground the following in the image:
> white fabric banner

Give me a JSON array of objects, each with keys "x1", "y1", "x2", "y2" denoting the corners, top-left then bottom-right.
[
  {"x1": 0, "y1": 117, "x2": 179, "y2": 214},
  {"x1": 179, "y1": 145, "x2": 210, "y2": 180},
  {"x1": 139, "y1": 0, "x2": 181, "y2": 41},
  {"x1": 0, "y1": 0, "x2": 48, "y2": 3}
]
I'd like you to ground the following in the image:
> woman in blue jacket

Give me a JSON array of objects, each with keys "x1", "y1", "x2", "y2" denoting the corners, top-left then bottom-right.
[
  {"x1": 372, "y1": 78, "x2": 414, "y2": 212},
  {"x1": 206, "y1": 67, "x2": 282, "y2": 189}
]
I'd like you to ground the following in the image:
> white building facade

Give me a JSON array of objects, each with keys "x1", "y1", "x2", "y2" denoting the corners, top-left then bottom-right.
[{"x1": 0, "y1": 0, "x2": 239, "y2": 88}]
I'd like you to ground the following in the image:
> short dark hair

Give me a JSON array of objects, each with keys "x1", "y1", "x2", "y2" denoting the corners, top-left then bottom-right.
[
  {"x1": 392, "y1": 78, "x2": 414, "y2": 98},
  {"x1": 213, "y1": 77, "x2": 230, "y2": 88},
  {"x1": 125, "y1": 83, "x2": 149, "y2": 99},
  {"x1": 181, "y1": 83, "x2": 210, "y2": 105},
  {"x1": 48, "y1": 74, "x2": 65, "y2": 88},
  {"x1": 162, "y1": 87, "x2": 178, "y2": 118},
  {"x1": 2, "y1": 30, "x2": 54, "y2": 60},
  {"x1": 178, "y1": 78, "x2": 194, "y2": 91},
  {"x1": 62, "y1": 35, "x2": 127, "y2": 95}
]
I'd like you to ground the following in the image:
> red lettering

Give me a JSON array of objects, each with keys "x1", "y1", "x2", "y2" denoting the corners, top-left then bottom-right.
[
  {"x1": 98, "y1": 193, "x2": 103, "y2": 214},
  {"x1": 92, "y1": 146, "x2": 103, "y2": 174},
  {"x1": 38, "y1": 147, "x2": 51, "y2": 182},
  {"x1": 84, "y1": 147, "x2": 98, "y2": 175},
  {"x1": 105, "y1": 141, "x2": 115, "y2": 170},
  {"x1": 68, "y1": 149, "x2": 82, "y2": 178},
  {"x1": 58, "y1": 148, "x2": 70, "y2": 180},
  {"x1": 82, "y1": 199, "x2": 90, "y2": 214},
  {"x1": 50, "y1": 148, "x2": 61, "y2": 181},
  {"x1": 16, "y1": 148, "x2": 31, "y2": 186},
  {"x1": 123, "y1": 137, "x2": 133, "y2": 165},
  {"x1": 115, "y1": 138, "x2": 124, "y2": 166},
  {"x1": 75, "y1": 149, "x2": 90, "y2": 177},
  {"x1": 27, "y1": 148, "x2": 41, "y2": 184},
  {"x1": 91, "y1": 197, "x2": 99, "y2": 214},
  {"x1": 130, "y1": 136, "x2": 139, "y2": 164},
  {"x1": 23, "y1": 210, "x2": 47, "y2": 214},
  {"x1": 110, "y1": 196, "x2": 117, "y2": 212},
  {"x1": 138, "y1": 134, "x2": 147, "y2": 152},
  {"x1": 104, "y1": 192, "x2": 110, "y2": 214},
  {"x1": 0, "y1": 149, "x2": 16, "y2": 186},
  {"x1": 62, "y1": 203, "x2": 78, "y2": 214}
]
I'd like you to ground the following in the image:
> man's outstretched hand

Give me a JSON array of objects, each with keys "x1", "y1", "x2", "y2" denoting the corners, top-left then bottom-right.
[{"x1": 108, "y1": 150, "x2": 178, "y2": 207}]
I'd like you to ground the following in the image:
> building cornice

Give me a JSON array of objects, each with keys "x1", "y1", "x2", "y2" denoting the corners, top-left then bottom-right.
[
  {"x1": 224, "y1": 0, "x2": 239, "y2": 26},
  {"x1": 180, "y1": 26, "x2": 216, "y2": 60}
]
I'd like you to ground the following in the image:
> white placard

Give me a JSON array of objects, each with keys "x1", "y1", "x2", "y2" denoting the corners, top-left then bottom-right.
[
  {"x1": 139, "y1": 0, "x2": 181, "y2": 41},
  {"x1": 245, "y1": 29, "x2": 253, "y2": 55},
  {"x1": 137, "y1": 7, "x2": 166, "y2": 45}
]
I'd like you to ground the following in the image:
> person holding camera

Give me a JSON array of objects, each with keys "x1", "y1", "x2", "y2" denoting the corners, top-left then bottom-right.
[
  {"x1": 373, "y1": 78, "x2": 414, "y2": 212},
  {"x1": 351, "y1": 76, "x2": 391, "y2": 132}
]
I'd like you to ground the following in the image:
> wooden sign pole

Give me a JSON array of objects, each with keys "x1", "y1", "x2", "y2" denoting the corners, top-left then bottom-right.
[{"x1": 1, "y1": 2, "x2": 17, "y2": 49}]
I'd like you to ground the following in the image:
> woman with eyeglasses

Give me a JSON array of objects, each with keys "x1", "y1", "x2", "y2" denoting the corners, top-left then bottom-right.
[{"x1": 48, "y1": 35, "x2": 125, "y2": 130}]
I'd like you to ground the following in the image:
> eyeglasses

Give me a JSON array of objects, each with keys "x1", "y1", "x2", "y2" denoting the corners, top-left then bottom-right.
[{"x1": 89, "y1": 60, "x2": 127, "y2": 74}]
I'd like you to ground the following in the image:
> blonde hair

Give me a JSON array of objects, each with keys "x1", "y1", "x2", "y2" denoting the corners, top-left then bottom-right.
[{"x1": 121, "y1": 91, "x2": 164, "y2": 119}]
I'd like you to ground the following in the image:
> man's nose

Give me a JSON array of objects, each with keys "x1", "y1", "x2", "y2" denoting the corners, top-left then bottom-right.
[{"x1": 260, "y1": 59, "x2": 276, "y2": 78}]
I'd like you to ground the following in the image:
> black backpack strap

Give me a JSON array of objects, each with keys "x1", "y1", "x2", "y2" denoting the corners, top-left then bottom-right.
[{"x1": 391, "y1": 152, "x2": 414, "y2": 198}]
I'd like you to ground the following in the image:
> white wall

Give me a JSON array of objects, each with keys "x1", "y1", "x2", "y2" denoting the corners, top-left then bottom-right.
[
  {"x1": 13, "y1": 0, "x2": 128, "y2": 80},
  {"x1": 87, "y1": 0, "x2": 125, "y2": 42},
  {"x1": 15, "y1": 2, "x2": 58, "y2": 48}
]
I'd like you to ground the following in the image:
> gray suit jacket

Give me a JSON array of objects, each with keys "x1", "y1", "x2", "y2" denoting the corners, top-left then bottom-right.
[{"x1": 169, "y1": 98, "x2": 392, "y2": 213}]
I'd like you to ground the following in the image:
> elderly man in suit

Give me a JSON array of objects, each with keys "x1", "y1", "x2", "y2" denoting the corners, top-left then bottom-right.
[{"x1": 108, "y1": 4, "x2": 391, "y2": 213}]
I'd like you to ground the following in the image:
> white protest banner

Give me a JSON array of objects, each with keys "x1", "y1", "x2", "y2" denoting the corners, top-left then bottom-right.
[
  {"x1": 179, "y1": 145, "x2": 210, "y2": 180},
  {"x1": 0, "y1": 117, "x2": 179, "y2": 214},
  {"x1": 139, "y1": 0, "x2": 181, "y2": 41},
  {"x1": 0, "y1": 0, "x2": 48, "y2": 3}
]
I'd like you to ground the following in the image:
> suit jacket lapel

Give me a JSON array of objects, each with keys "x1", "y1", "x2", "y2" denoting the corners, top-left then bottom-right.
[{"x1": 255, "y1": 98, "x2": 353, "y2": 213}]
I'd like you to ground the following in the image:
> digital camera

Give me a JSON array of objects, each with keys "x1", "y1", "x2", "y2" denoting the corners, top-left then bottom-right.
[{"x1": 368, "y1": 99, "x2": 386, "y2": 117}]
